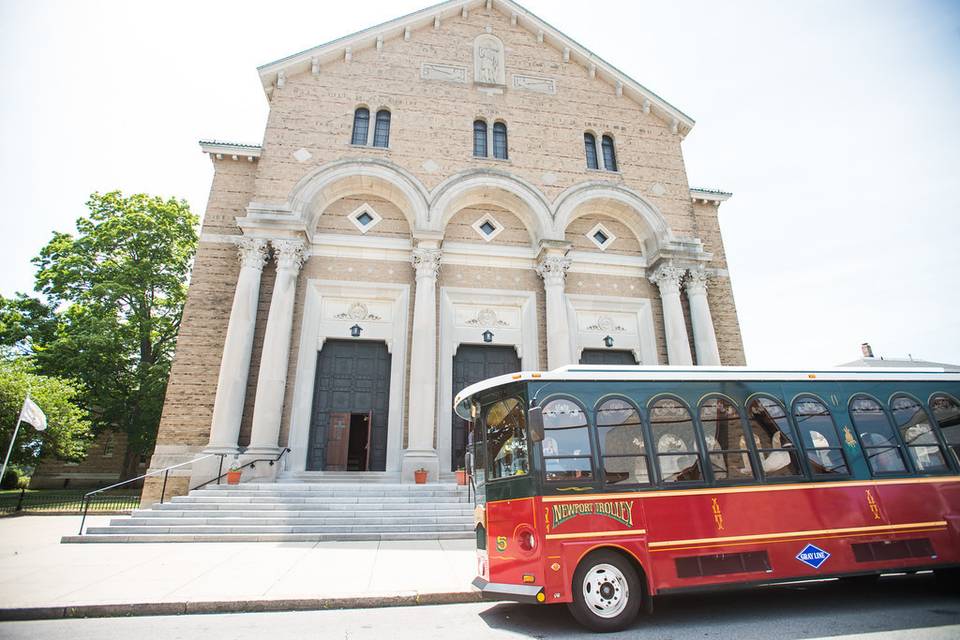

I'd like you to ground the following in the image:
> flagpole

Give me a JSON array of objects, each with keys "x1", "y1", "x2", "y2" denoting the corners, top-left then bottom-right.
[{"x1": 0, "y1": 415, "x2": 23, "y2": 488}]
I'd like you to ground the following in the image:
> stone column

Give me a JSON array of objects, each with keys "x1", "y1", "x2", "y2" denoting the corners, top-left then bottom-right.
[
  {"x1": 649, "y1": 264, "x2": 693, "y2": 366},
  {"x1": 247, "y1": 239, "x2": 307, "y2": 455},
  {"x1": 401, "y1": 246, "x2": 442, "y2": 482},
  {"x1": 206, "y1": 237, "x2": 270, "y2": 453},
  {"x1": 685, "y1": 267, "x2": 722, "y2": 366},
  {"x1": 536, "y1": 255, "x2": 574, "y2": 369}
]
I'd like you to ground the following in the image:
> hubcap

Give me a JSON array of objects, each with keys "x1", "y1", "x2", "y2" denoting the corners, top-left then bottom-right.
[{"x1": 582, "y1": 563, "x2": 630, "y2": 619}]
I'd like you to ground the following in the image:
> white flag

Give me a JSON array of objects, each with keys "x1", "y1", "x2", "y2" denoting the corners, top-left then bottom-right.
[{"x1": 19, "y1": 397, "x2": 46, "y2": 432}]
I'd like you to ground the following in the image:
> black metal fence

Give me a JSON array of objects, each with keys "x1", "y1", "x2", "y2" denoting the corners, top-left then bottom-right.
[{"x1": 0, "y1": 489, "x2": 141, "y2": 515}]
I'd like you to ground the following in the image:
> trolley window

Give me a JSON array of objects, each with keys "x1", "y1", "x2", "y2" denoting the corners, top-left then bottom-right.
[
  {"x1": 596, "y1": 397, "x2": 650, "y2": 486},
  {"x1": 848, "y1": 396, "x2": 908, "y2": 475},
  {"x1": 929, "y1": 394, "x2": 960, "y2": 467},
  {"x1": 699, "y1": 397, "x2": 756, "y2": 482},
  {"x1": 542, "y1": 398, "x2": 594, "y2": 482},
  {"x1": 485, "y1": 397, "x2": 528, "y2": 480},
  {"x1": 746, "y1": 397, "x2": 804, "y2": 479},
  {"x1": 649, "y1": 397, "x2": 702, "y2": 483},
  {"x1": 890, "y1": 395, "x2": 950, "y2": 473},
  {"x1": 792, "y1": 397, "x2": 849, "y2": 476}
]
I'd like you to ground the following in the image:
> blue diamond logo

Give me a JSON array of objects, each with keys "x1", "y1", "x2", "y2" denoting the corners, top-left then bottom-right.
[{"x1": 796, "y1": 544, "x2": 831, "y2": 569}]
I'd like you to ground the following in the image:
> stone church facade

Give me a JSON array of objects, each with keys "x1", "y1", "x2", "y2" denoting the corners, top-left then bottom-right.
[{"x1": 144, "y1": 0, "x2": 745, "y2": 500}]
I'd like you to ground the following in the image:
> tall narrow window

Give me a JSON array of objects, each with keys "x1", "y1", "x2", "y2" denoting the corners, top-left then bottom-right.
[
  {"x1": 930, "y1": 394, "x2": 960, "y2": 467},
  {"x1": 699, "y1": 397, "x2": 755, "y2": 482},
  {"x1": 601, "y1": 135, "x2": 618, "y2": 171},
  {"x1": 584, "y1": 132, "x2": 599, "y2": 170},
  {"x1": 485, "y1": 397, "x2": 527, "y2": 480},
  {"x1": 473, "y1": 120, "x2": 488, "y2": 158},
  {"x1": 542, "y1": 398, "x2": 593, "y2": 482},
  {"x1": 373, "y1": 110, "x2": 391, "y2": 148},
  {"x1": 792, "y1": 397, "x2": 849, "y2": 476},
  {"x1": 890, "y1": 395, "x2": 949, "y2": 472},
  {"x1": 492, "y1": 122, "x2": 508, "y2": 159},
  {"x1": 746, "y1": 397, "x2": 803, "y2": 479},
  {"x1": 351, "y1": 107, "x2": 370, "y2": 145},
  {"x1": 849, "y1": 396, "x2": 908, "y2": 475},
  {"x1": 649, "y1": 397, "x2": 702, "y2": 483}
]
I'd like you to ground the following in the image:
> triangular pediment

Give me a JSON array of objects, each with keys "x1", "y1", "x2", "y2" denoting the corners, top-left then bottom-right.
[{"x1": 257, "y1": 0, "x2": 695, "y2": 136}]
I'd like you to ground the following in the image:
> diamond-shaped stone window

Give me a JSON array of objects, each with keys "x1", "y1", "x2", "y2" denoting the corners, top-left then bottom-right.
[
  {"x1": 471, "y1": 214, "x2": 504, "y2": 242},
  {"x1": 347, "y1": 204, "x2": 383, "y2": 234},
  {"x1": 586, "y1": 222, "x2": 616, "y2": 251}
]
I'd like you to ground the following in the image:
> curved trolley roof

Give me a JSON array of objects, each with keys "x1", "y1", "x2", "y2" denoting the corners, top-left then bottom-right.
[{"x1": 453, "y1": 365, "x2": 960, "y2": 418}]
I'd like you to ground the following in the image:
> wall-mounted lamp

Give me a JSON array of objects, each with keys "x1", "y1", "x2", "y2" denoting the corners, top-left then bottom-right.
[
  {"x1": 482, "y1": 329, "x2": 494, "y2": 343},
  {"x1": 350, "y1": 324, "x2": 363, "y2": 337},
  {"x1": 603, "y1": 335, "x2": 614, "y2": 348}
]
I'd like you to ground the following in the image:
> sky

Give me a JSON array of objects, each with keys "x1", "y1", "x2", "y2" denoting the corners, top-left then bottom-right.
[{"x1": 1, "y1": 0, "x2": 958, "y2": 368}]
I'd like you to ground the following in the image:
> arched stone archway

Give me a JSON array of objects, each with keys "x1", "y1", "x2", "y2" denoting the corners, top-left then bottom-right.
[
  {"x1": 552, "y1": 183, "x2": 674, "y2": 254},
  {"x1": 429, "y1": 170, "x2": 553, "y2": 245},
  {"x1": 286, "y1": 159, "x2": 430, "y2": 237}
]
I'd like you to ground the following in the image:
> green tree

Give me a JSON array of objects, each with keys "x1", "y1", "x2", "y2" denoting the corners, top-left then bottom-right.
[
  {"x1": 0, "y1": 359, "x2": 90, "y2": 468},
  {"x1": 21, "y1": 191, "x2": 198, "y2": 478}
]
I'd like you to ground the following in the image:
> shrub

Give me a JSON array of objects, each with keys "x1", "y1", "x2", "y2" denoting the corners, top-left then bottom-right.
[{"x1": 1, "y1": 468, "x2": 19, "y2": 490}]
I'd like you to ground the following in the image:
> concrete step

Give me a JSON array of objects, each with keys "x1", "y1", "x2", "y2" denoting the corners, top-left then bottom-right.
[
  {"x1": 191, "y1": 488, "x2": 467, "y2": 498},
  {"x1": 112, "y1": 516, "x2": 472, "y2": 526},
  {"x1": 131, "y1": 508, "x2": 474, "y2": 518},
  {"x1": 149, "y1": 502, "x2": 472, "y2": 512},
  {"x1": 84, "y1": 523, "x2": 474, "y2": 534},
  {"x1": 168, "y1": 495, "x2": 468, "y2": 505},
  {"x1": 63, "y1": 531, "x2": 474, "y2": 543}
]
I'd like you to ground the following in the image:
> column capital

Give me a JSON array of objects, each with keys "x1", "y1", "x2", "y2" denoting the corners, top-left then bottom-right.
[
  {"x1": 684, "y1": 266, "x2": 710, "y2": 293},
  {"x1": 236, "y1": 237, "x2": 270, "y2": 271},
  {"x1": 536, "y1": 255, "x2": 572, "y2": 287},
  {"x1": 272, "y1": 238, "x2": 307, "y2": 272},
  {"x1": 411, "y1": 248, "x2": 442, "y2": 279},
  {"x1": 649, "y1": 263, "x2": 685, "y2": 294}
]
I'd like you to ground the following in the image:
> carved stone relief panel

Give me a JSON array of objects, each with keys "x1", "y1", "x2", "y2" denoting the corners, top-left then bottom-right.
[
  {"x1": 421, "y1": 62, "x2": 468, "y2": 83},
  {"x1": 322, "y1": 298, "x2": 392, "y2": 325},
  {"x1": 511, "y1": 74, "x2": 556, "y2": 95},
  {"x1": 474, "y1": 34, "x2": 506, "y2": 86},
  {"x1": 455, "y1": 305, "x2": 518, "y2": 330}
]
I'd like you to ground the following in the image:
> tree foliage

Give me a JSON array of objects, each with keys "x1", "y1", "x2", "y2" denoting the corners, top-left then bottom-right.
[
  {"x1": 0, "y1": 359, "x2": 90, "y2": 468},
  {"x1": 2, "y1": 191, "x2": 198, "y2": 477}
]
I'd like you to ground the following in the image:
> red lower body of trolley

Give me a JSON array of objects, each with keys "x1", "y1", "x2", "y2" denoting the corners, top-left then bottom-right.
[{"x1": 472, "y1": 477, "x2": 960, "y2": 604}]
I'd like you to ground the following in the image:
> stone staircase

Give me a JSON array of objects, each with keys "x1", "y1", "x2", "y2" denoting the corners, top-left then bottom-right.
[{"x1": 62, "y1": 478, "x2": 474, "y2": 543}]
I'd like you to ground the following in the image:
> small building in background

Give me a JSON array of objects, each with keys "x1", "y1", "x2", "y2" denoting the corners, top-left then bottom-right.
[
  {"x1": 29, "y1": 430, "x2": 150, "y2": 490},
  {"x1": 839, "y1": 342, "x2": 960, "y2": 372}
]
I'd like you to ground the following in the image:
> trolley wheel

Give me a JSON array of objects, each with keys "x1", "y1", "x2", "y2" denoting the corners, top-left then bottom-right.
[
  {"x1": 935, "y1": 568, "x2": 960, "y2": 593},
  {"x1": 567, "y1": 549, "x2": 642, "y2": 632}
]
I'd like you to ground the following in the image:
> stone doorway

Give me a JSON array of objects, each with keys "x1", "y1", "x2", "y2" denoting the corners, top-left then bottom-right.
[
  {"x1": 307, "y1": 340, "x2": 391, "y2": 471},
  {"x1": 451, "y1": 344, "x2": 520, "y2": 471}
]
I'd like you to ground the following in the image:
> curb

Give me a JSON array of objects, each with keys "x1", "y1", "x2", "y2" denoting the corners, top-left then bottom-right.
[{"x1": 0, "y1": 592, "x2": 483, "y2": 622}]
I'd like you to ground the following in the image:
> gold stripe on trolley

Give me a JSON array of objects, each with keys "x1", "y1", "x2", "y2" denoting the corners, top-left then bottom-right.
[
  {"x1": 541, "y1": 476, "x2": 960, "y2": 503},
  {"x1": 651, "y1": 526, "x2": 947, "y2": 553},
  {"x1": 648, "y1": 520, "x2": 947, "y2": 550},
  {"x1": 546, "y1": 529, "x2": 647, "y2": 541}
]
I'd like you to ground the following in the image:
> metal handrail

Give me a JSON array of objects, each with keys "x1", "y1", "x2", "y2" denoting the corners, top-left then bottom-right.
[
  {"x1": 78, "y1": 453, "x2": 225, "y2": 535},
  {"x1": 191, "y1": 448, "x2": 291, "y2": 491}
]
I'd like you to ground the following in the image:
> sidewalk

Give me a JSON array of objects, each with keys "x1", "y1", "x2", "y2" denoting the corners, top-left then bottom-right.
[{"x1": 0, "y1": 515, "x2": 478, "y2": 620}]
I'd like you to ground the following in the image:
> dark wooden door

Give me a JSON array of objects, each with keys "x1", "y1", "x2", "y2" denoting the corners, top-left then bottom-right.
[
  {"x1": 307, "y1": 340, "x2": 392, "y2": 471},
  {"x1": 579, "y1": 349, "x2": 638, "y2": 365},
  {"x1": 325, "y1": 413, "x2": 350, "y2": 471},
  {"x1": 451, "y1": 345, "x2": 520, "y2": 471}
]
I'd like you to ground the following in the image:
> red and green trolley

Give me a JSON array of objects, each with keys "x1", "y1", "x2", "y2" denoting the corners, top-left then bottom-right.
[{"x1": 454, "y1": 365, "x2": 960, "y2": 632}]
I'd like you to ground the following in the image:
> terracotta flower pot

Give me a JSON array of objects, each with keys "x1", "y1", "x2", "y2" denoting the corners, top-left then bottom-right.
[
  {"x1": 414, "y1": 469, "x2": 428, "y2": 484},
  {"x1": 226, "y1": 470, "x2": 242, "y2": 485},
  {"x1": 455, "y1": 470, "x2": 467, "y2": 485}
]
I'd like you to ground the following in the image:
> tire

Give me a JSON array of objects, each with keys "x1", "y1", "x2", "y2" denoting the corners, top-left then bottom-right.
[{"x1": 567, "y1": 549, "x2": 642, "y2": 632}]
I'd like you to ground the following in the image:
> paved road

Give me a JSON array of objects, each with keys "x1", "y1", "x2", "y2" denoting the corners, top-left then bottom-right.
[{"x1": 2, "y1": 574, "x2": 958, "y2": 639}]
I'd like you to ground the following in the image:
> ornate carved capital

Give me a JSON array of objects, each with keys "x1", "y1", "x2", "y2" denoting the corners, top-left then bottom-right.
[
  {"x1": 272, "y1": 239, "x2": 307, "y2": 272},
  {"x1": 535, "y1": 255, "x2": 572, "y2": 287},
  {"x1": 649, "y1": 263, "x2": 685, "y2": 294},
  {"x1": 236, "y1": 237, "x2": 270, "y2": 271},
  {"x1": 684, "y1": 267, "x2": 710, "y2": 293},
  {"x1": 411, "y1": 248, "x2": 442, "y2": 279}
]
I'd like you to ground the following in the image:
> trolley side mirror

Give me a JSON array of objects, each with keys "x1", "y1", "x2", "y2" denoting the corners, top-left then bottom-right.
[{"x1": 528, "y1": 405, "x2": 544, "y2": 443}]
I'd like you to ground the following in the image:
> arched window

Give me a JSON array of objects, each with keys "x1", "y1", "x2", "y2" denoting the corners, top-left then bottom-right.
[
  {"x1": 351, "y1": 107, "x2": 370, "y2": 145},
  {"x1": 541, "y1": 398, "x2": 593, "y2": 482},
  {"x1": 890, "y1": 394, "x2": 949, "y2": 472},
  {"x1": 649, "y1": 397, "x2": 701, "y2": 483},
  {"x1": 584, "y1": 132, "x2": 599, "y2": 170},
  {"x1": 929, "y1": 394, "x2": 960, "y2": 467},
  {"x1": 699, "y1": 397, "x2": 755, "y2": 482},
  {"x1": 792, "y1": 397, "x2": 849, "y2": 476},
  {"x1": 848, "y1": 396, "x2": 908, "y2": 475},
  {"x1": 372, "y1": 109, "x2": 391, "y2": 148},
  {"x1": 473, "y1": 120, "x2": 488, "y2": 158},
  {"x1": 492, "y1": 121, "x2": 508, "y2": 160},
  {"x1": 596, "y1": 398, "x2": 649, "y2": 485},
  {"x1": 746, "y1": 396, "x2": 803, "y2": 479},
  {"x1": 601, "y1": 135, "x2": 617, "y2": 171}
]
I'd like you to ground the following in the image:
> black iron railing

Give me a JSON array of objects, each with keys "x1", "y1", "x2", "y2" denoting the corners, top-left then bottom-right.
[
  {"x1": 191, "y1": 448, "x2": 291, "y2": 491},
  {"x1": 0, "y1": 489, "x2": 141, "y2": 515}
]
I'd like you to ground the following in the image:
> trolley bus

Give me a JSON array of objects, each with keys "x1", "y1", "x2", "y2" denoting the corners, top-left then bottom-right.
[{"x1": 454, "y1": 366, "x2": 960, "y2": 632}]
